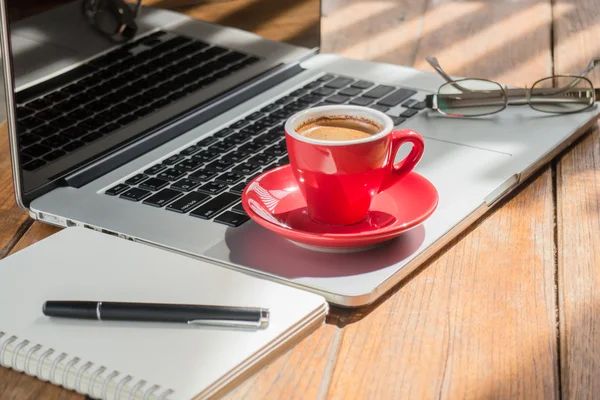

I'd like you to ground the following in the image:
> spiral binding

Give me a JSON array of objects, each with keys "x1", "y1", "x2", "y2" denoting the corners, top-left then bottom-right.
[{"x1": 0, "y1": 331, "x2": 174, "y2": 399}]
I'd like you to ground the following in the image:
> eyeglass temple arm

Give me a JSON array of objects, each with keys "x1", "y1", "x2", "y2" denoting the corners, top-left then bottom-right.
[
  {"x1": 425, "y1": 56, "x2": 454, "y2": 83},
  {"x1": 425, "y1": 56, "x2": 482, "y2": 93}
]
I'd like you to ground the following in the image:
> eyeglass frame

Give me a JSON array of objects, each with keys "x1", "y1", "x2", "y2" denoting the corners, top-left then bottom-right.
[{"x1": 424, "y1": 56, "x2": 600, "y2": 117}]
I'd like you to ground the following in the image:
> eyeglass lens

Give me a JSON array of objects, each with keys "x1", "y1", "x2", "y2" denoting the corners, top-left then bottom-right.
[
  {"x1": 530, "y1": 75, "x2": 595, "y2": 113},
  {"x1": 437, "y1": 79, "x2": 506, "y2": 117}
]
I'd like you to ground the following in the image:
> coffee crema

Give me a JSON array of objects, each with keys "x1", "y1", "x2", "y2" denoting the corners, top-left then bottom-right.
[{"x1": 297, "y1": 115, "x2": 382, "y2": 141}]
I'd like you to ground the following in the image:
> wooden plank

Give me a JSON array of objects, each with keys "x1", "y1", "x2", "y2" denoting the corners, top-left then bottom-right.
[
  {"x1": 328, "y1": 169, "x2": 558, "y2": 399},
  {"x1": 320, "y1": 0, "x2": 428, "y2": 64},
  {"x1": 224, "y1": 322, "x2": 343, "y2": 400},
  {"x1": 327, "y1": 0, "x2": 560, "y2": 398},
  {"x1": 556, "y1": 125, "x2": 600, "y2": 400},
  {"x1": 0, "y1": 123, "x2": 32, "y2": 259},
  {"x1": 554, "y1": 1, "x2": 600, "y2": 398}
]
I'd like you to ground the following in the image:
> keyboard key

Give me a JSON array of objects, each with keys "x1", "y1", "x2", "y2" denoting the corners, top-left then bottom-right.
[
  {"x1": 370, "y1": 104, "x2": 390, "y2": 113},
  {"x1": 338, "y1": 87, "x2": 362, "y2": 97},
  {"x1": 245, "y1": 111, "x2": 263, "y2": 120},
  {"x1": 232, "y1": 162, "x2": 261, "y2": 175},
  {"x1": 193, "y1": 150, "x2": 220, "y2": 163},
  {"x1": 105, "y1": 183, "x2": 130, "y2": 196},
  {"x1": 163, "y1": 154, "x2": 184, "y2": 165},
  {"x1": 176, "y1": 157, "x2": 203, "y2": 172},
  {"x1": 180, "y1": 145, "x2": 203, "y2": 157},
  {"x1": 351, "y1": 80, "x2": 374, "y2": 89},
  {"x1": 325, "y1": 77, "x2": 354, "y2": 89},
  {"x1": 239, "y1": 142, "x2": 264, "y2": 154},
  {"x1": 298, "y1": 94, "x2": 322, "y2": 105},
  {"x1": 120, "y1": 187, "x2": 151, "y2": 201},
  {"x1": 209, "y1": 141, "x2": 236, "y2": 153},
  {"x1": 378, "y1": 88, "x2": 417, "y2": 107},
  {"x1": 248, "y1": 154, "x2": 277, "y2": 165},
  {"x1": 197, "y1": 181, "x2": 228, "y2": 195},
  {"x1": 171, "y1": 178, "x2": 202, "y2": 191},
  {"x1": 23, "y1": 143, "x2": 51, "y2": 158},
  {"x1": 262, "y1": 163, "x2": 278, "y2": 172},
  {"x1": 81, "y1": 131, "x2": 103, "y2": 143},
  {"x1": 275, "y1": 96, "x2": 295, "y2": 105},
  {"x1": 226, "y1": 131, "x2": 253, "y2": 145},
  {"x1": 42, "y1": 149, "x2": 66, "y2": 161},
  {"x1": 304, "y1": 81, "x2": 321, "y2": 89},
  {"x1": 264, "y1": 143, "x2": 287, "y2": 156},
  {"x1": 190, "y1": 192, "x2": 240, "y2": 219},
  {"x1": 143, "y1": 188, "x2": 183, "y2": 207},
  {"x1": 215, "y1": 172, "x2": 244, "y2": 185},
  {"x1": 19, "y1": 134, "x2": 40, "y2": 147},
  {"x1": 411, "y1": 101, "x2": 427, "y2": 110},
  {"x1": 349, "y1": 97, "x2": 374, "y2": 106},
  {"x1": 205, "y1": 159, "x2": 233, "y2": 172},
  {"x1": 41, "y1": 135, "x2": 69, "y2": 148},
  {"x1": 157, "y1": 168, "x2": 186, "y2": 181},
  {"x1": 166, "y1": 192, "x2": 210, "y2": 213},
  {"x1": 400, "y1": 108, "x2": 419, "y2": 118},
  {"x1": 232, "y1": 202, "x2": 247, "y2": 214},
  {"x1": 402, "y1": 99, "x2": 416, "y2": 108},
  {"x1": 253, "y1": 132, "x2": 281, "y2": 146},
  {"x1": 144, "y1": 164, "x2": 167, "y2": 175},
  {"x1": 230, "y1": 182, "x2": 247, "y2": 195},
  {"x1": 214, "y1": 211, "x2": 250, "y2": 227},
  {"x1": 31, "y1": 124, "x2": 59, "y2": 138},
  {"x1": 222, "y1": 151, "x2": 250, "y2": 163},
  {"x1": 197, "y1": 137, "x2": 217, "y2": 147},
  {"x1": 260, "y1": 104, "x2": 280, "y2": 113},
  {"x1": 63, "y1": 141, "x2": 85, "y2": 152},
  {"x1": 325, "y1": 94, "x2": 350, "y2": 104},
  {"x1": 363, "y1": 85, "x2": 395, "y2": 99},
  {"x1": 290, "y1": 88, "x2": 308, "y2": 97},
  {"x1": 311, "y1": 87, "x2": 335, "y2": 97},
  {"x1": 317, "y1": 74, "x2": 335, "y2": 82},
  {"x1": 389, "y1": 116, "x2": 406, "y2": 126},
  {"x1": 140, "y1": 177, "x2": 169, "y2": 191},
  {"x1": 125, "y1": 173, "x2": 148, "y2": 185},
  {"x1": 230, "y1": 120, "x2": 248, "y2": 129},
  {"x1": 189, "y1": 169, "x2": 218, "y2": 182}
]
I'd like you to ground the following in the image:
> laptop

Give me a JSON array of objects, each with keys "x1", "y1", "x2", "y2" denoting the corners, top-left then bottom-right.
[{"x1": 1, "y1": 0, "x2": 598, "y2": 307}]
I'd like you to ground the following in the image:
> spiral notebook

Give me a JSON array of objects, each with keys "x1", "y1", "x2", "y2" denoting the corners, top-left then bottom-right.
[{"x1": 0, "y1": 227, "x2": 328, "y2": 400}]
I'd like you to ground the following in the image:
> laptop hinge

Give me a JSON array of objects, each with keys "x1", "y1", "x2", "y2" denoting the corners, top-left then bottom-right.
[{"x1": 64, "y1": 62, "x2": 306, "y2": 188}]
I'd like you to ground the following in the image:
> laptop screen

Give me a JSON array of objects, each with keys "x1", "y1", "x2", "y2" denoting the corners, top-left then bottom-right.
[{"x1": 2, "y1": 0, "x2": 320, "y2": 205}]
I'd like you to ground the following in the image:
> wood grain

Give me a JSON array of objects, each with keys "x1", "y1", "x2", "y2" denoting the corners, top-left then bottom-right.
[
  {"x1": 0, "y1": 123, "x2": 31, "y2": 259},
  {"x1": 327, "y1": 1, "x2": 560, "y2": 399},
  {"x1": 223, "y1": 322, "x2": 342, "y2": 400},
  {"x1": 554, "y1": 1, "x2": 600, "y2": 398}
]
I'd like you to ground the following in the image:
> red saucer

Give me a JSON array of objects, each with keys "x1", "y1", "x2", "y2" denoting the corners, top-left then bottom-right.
[{"x1": 242, "y1": 165, "x2": 439, "y2": 251}]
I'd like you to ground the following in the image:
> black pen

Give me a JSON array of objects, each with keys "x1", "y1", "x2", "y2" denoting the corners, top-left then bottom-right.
[{"x1": 42, "y1": 301, "x2": 270, "y2": 329}]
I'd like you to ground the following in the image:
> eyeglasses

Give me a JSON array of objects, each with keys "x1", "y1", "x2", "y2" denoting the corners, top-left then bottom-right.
[
  {"x1": 424, "y1": 56, "x2": 600, "y2": 117},
  {"x1": 82, "y1": 0, "x2": 142, "y2": 43}
]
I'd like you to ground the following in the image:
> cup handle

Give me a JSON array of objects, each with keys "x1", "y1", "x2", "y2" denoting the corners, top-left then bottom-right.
[{"x1": 379, "y1": 129, "x2": 425, "y2": 192}]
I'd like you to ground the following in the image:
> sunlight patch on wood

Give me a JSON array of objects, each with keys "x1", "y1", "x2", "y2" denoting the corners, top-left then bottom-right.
[{"x1": 334, "y1": 2, "x2": 481, "y2": 61}]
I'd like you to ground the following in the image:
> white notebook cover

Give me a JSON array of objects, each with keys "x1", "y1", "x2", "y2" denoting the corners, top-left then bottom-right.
[{"x1": 0, "y1": 227, "x2": 328, "y2": 400}]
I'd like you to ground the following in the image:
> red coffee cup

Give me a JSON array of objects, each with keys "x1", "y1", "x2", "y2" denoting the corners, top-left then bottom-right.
[{"x1": 285, "y1": 105, "x2": 425, "y2": 225}]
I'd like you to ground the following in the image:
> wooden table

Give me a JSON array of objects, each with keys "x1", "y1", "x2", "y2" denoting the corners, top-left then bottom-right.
[{"x1": 2, "y1": 0, "x2": 600, "y2": 398}]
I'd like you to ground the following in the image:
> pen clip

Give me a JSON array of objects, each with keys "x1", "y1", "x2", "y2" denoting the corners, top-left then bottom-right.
[{"x1": 187, "y1": 319, "x2": 268, "y2": 329}]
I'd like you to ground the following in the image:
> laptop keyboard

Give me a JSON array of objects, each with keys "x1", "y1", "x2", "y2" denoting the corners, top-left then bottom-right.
[
  {"x1": 15, "y1": 30, "x2": 260, "y2": 172},
  {"x1": 104, "y1": 73, "x2": 426, "y2": 227}
]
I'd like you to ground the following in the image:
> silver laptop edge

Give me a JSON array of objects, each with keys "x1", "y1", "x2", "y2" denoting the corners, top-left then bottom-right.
[{"x1": 2, "y1": 4, "x2": 598, "y2": 307}]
